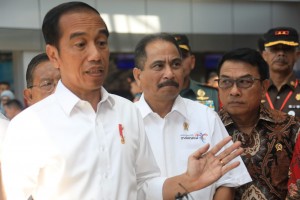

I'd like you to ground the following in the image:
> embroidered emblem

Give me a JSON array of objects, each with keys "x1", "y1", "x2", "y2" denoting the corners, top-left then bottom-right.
[
  {"x1": 195, "y1": 133, "x2": 208, "y2": 143},
  {"x1": 118, "y1": 124, "x2": 125, "y2": 144},
  {"x1": 296, "y1": 93, "x2": 300, "y2": 101},
  {"x1": 196, "y1": 89, "x2": 209, "y2": 101},
  {"x1": 183, "y1": 122, "x2": 189, "y2": 131},
  {"x1": 291, "y1": 81, "x2": 295, "y2": 86},
  {"x1": 275, "y1": 143, "x2": 282, "y2": 151},
  {"x1": 180, "y1": 132, "x2": 208, "y2": 143}
]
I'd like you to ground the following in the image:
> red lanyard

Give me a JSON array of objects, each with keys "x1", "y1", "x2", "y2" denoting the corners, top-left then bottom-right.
[{"x1": 266, "y1": 80, "x2": 298, "y2": 111}]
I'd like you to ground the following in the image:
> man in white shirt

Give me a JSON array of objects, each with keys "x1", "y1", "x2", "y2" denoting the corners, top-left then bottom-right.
[
  {"x1": 133, "y1": 33, "x2": 252, "y2": 199},
  {"x1": 2, "y1": 2, "x2": 245, "y2": 200},
  {"x1": 0, "y1": 113, "x2": 9, "y2": 199}
]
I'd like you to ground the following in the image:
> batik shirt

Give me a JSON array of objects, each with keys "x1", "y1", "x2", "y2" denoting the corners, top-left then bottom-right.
[{"x1": 219, "y1": 104, "x2": 300, "y2": 200}]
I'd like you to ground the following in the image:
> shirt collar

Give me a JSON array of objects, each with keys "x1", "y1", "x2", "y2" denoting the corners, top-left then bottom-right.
[
  {"x1": 54, "y1": 81, "x2": 115, "y2": 116},
  {"x1": 137, "y1": 94, "x2": 188, "y2": 119},
  {"x1": 219, "y1": 104, "x2": 275, "y2": 127}
]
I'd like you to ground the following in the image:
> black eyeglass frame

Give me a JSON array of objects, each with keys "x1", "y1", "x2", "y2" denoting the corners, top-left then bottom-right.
[{"x1": 216, "y1": 77, "x2": 261, "y2": 89}]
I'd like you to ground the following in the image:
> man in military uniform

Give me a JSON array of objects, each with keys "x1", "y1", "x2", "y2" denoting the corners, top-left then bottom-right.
[
  {"x1": 173, "y1": 34, "x2": 219, "y2": 111},
  {"x1": 261, "y1": 27, "x2": 300, "y2": 116}
]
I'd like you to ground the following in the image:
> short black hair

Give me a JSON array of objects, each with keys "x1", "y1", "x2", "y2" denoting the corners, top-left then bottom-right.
[
  {"x1": 42, "y1": 1, "x2": 107, "y2": 49},
  {"x1": 26, "y1": 53, "x2": 49, "y2": 88},
  {"x1": 0, "y1": 81, "x2": 10, "y2": 86},
  {"x1": 217, "y1": 48, "x2": 269, "y2": 81},
  {"x1": 134, "y1": 33, "x2": 181, "y2": 70}
]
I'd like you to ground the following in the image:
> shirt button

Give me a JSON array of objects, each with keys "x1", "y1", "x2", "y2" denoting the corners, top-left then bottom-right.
[{"x1": 276, "y1": 96, "x2": 280, "y2": 99}]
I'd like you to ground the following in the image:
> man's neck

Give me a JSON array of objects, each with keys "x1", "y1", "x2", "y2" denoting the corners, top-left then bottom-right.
[
  {"x1": 145, "y1": 97, "x2": 175, "y2": 118},
  {"x1": 230, "y1": 110, "x2": 260, "y2": 135},
  {"x1": 270, "y1": 70, "x2": 294, "y2": 90}
]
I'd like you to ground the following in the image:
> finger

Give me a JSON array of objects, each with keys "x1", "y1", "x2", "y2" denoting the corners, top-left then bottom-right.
[
  {"x1": 221, "y1": 161, "x2": 241, "y2": 175},
  {"x1": 209, "y1": 136, "x2": 233, "y2": 155},
  {"x1": 220, "y1": 148, "x2": 244, "y2": 169},
  {"x1": 219, "y1": 147, "x2": 244, "y2": 165},
  {"x1": 192, "y1": 143, "x2": 210, "y2": 160},
  {"x1": 216, "y1": 140, "x2": 242, "y2": 161}
]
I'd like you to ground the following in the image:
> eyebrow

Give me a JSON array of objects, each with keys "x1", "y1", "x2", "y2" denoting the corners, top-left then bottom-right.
[{"x1": 69, "y1": 28, "x2": 109, "y2": 40}]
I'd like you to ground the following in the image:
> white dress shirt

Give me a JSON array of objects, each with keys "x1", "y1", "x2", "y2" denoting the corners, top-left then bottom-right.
[
  {"x1": 0, "y1": 113, "x2": 9, "y2": 161},
  {"x1": 135, "y1": 94, "x2": 252, "y2": 200},
  {"x1": 2, "y1": 81, "x2": 165, "y2": 200}
]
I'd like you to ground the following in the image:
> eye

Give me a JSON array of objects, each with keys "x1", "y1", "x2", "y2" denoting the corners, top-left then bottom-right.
[
  {"x1": 220, "y1": 79, "x2": 231, "y2": 85},
  {"x1": 40, "y1": 81, "x2": 53, "y2": 88},
  {"x1": 239, "y1": 78, "x2": 253, "y2": 85},
  {"x1": 152, "y1": 63, "x2": 164, "y2": 71},
  {"x1": 172, "y1": 60, "x2": 182, "y2": 69},
  {"x1": 74, "y1": 41, "x2": 86, "y2": 48},
  {"x1": 97, "y1": 40, "x2": 108, "y2": 48}
]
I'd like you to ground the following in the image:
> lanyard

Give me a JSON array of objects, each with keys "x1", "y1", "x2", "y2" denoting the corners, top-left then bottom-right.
[{"x1": 266, "y1": 80, "x2": 298, "y2": 111}]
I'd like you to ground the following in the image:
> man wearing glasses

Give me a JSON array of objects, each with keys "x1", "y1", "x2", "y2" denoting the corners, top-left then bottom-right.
[
  {"x1": 217, "y1": 48, "x2": 300, "y2": 200},
  {"x1": 261, "y1": 27, "x2": 300, "y2": 117},
  {"x1": 23, "y1": 53, "x2": 60, "y2": 106}
]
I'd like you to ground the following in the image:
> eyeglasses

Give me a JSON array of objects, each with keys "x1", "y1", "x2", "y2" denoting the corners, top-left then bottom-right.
[
  {"x1": 28, "y1": 80, "x2": 57, "y2": 92},
  {"x1": 217, "y1": 77, "x2": 261, "y2": 89}
]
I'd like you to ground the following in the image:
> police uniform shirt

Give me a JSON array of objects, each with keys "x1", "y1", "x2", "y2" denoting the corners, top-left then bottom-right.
[
  {"x1": 180, "y1": 79, "x2": 219, "y2": 111},
  {"x1": 262, "y1": 74, "x2": 300, "y2": 117}
]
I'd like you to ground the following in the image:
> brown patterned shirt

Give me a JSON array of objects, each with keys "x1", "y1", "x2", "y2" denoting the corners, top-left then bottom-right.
[{"x1": 219, "y1": 104, "x2": 300, "y2": 200}]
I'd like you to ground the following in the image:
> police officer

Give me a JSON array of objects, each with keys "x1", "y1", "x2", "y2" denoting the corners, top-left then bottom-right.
[
  {"x1": 173, "y1": 34, "x2": 219, "y2": 111},
  {"x1": 261, "y1": 27, "x2": 300, "y2": 116}
]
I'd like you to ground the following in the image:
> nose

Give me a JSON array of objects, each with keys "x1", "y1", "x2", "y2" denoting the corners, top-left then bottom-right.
[
  {"x1": 229, "y1": 82, "x2": 241, "y2": 97},
  {"x1": 88, "y1": 43, "x2": 103, "y2": 62},
  {"x1": 163, "y1": 65, "x2": 175, "y2": 79}
]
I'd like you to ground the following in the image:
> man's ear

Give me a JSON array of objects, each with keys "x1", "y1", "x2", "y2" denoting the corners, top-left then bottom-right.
[
  {"x1": 190, "y1": 54, "x2": 196, "y2": 70},
  {"x1": 46, "y1": 44, "x2": 60, "y2": 69},
  {"x1": 23, "y1": 89, "x2": 33, "y2": 106},
  {"x1": 133, "y1": 68, "x2": 142, "y2": 88},
  {"x1": 262, "y1": 50, "x2": 268, "y2": 61}
]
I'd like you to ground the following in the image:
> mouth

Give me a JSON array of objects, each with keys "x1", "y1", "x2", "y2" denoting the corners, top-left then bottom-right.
[
  {"x1": 274, "y1": 59, "x2": 288, "y2": 65},
  {"x1": 228, "y1": 101, "x2": 244, "y2": 105},
  {"x1": 84, "y1": 67, "x2": 104, "y2": 75}
]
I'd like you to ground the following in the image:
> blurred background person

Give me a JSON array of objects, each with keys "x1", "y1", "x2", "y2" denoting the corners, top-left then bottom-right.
[
  {"x1": 23, "y1": 52, "x2": 60, "y2": 107},
  {"x1": 206, "y1": 71, "x2": 219, "y2": 89},
  {"x1": 0, "y1": 81, "x2": 10, "y2": 96},
  {"x1": 3, "y1": 99, "x2": 23, "y2": 120},
  {"x1": 173, "y1": 34, "x2": 219, "y2": 111},
  {"x1": 127, "y1": 74, "x2": 142, "y2": 102},
  {"x1": 0, "y1": 90, "x2": 15, "y2": 115}
]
